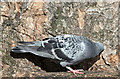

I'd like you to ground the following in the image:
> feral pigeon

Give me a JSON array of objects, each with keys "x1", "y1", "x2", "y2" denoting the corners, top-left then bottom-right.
[{"x1": 11, "y1": 34, "x2": 104, "y2": 75}]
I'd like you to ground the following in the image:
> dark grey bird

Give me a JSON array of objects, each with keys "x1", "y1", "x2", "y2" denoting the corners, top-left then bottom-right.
[{"x1": 11, "y1": 34, "x2": 104, "y2": 75}]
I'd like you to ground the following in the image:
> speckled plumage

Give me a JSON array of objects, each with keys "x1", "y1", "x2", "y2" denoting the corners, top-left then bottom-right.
[{"x1": 12, "y1": 34, "x2": 104, "y2": 70}]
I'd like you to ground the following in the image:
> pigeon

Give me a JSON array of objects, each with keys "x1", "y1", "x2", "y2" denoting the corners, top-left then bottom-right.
[{"x1": 11, "y1": 34, "x2": 104, "y2": 76}]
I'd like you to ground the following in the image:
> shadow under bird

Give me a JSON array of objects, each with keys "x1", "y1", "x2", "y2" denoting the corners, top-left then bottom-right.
[{"x1": 11, "y1": 34, "x2": 104, "y2": 76}]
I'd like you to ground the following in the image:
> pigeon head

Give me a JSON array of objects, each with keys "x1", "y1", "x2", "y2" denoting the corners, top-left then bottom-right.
[{"x1": 95, "y1": 42, "x2": 104, "y2": 56}]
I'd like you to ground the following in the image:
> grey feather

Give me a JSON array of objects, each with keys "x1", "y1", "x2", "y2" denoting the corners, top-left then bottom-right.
[{"x1": 11, "y1": 34, "x2": 104, "y2": 68}]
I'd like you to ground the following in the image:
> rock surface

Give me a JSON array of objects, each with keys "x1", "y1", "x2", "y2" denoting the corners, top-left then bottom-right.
[{"x1": 1, "y1": 1, "x2": 119, "y2": 77}]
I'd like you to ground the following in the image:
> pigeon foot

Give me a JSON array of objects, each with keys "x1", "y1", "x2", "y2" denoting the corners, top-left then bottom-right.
[
  {"x1": 67, "y1": 70, "x2": 84, "y2": 76},
  {"x1": 66, "y1": 66, "x2": 84, "y2": 76}
]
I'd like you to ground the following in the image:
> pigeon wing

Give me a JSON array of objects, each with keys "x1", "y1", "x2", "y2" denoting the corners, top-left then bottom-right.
[{"x1": 53, "y1": 34, "x2": 87, "y2": 61}]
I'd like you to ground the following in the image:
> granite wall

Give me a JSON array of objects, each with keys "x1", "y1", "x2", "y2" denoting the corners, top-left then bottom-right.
[{"x1": 1, "y1": 1, "x2": 119, "y2": 77}]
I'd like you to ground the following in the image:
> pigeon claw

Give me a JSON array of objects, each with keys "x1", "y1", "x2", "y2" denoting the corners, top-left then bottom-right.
[{"x1": 67, "y1": 70, "x2": 84, "y2": 76}]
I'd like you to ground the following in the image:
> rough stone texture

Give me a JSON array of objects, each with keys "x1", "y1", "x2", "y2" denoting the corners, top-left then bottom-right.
[
  {"x1": 44, "y1": 2, "x2": 119, "y2": 73},
  {"x1": 1, "y1": 1, "x2": 119, "y2": 77}
]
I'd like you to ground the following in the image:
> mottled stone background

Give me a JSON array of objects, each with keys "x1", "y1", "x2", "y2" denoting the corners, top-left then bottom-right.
[{"x1": 0, "y1": 1, "x2": 119, "y2": 77}]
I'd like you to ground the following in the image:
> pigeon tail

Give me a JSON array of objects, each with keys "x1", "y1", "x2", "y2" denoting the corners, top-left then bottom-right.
[
  {"x1": 11, "y1": 45, "x2": 29, "y2": 53},
  {"x1": 11, "y1": 41, "x2": 55, "y2": 59}
]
